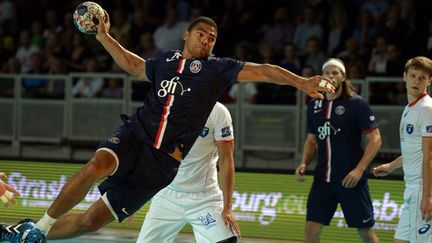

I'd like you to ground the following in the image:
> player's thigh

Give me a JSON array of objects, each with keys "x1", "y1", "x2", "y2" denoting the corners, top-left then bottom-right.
[
  {"x1": 137, "y1": 195, "x2": 186, "y2": 243},
  {"x1": 306, "y1": 181, "x2": 338, "y2": 225},
  {"x1": 408, "y1": 188, "x2": 432, "y2": 243},
  {"x1": 189, "y1": 205, "x2": 235, "y2": 243},
  {"x1": 394, "y1": 194, "x2": 410, "y2": 242},
  {"x1": 338, "y1": 182, "x2": 375, "y2": 228}
]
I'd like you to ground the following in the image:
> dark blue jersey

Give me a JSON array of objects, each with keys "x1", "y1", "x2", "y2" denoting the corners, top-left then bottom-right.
[
  {"x1": 306, "y1": 94, "x2": 378, "y2": 183},
  {"x1": 129, "y1": 50, "x2": 244, "y2": 157}
]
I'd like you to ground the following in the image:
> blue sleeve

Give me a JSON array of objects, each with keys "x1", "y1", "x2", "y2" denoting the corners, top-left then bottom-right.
[
  {"x1": 145, "y1": 57, "x2": 158, "y2": 82},
  {"x1": 355, "y1": 99, "x2": 378, "y2": 132},
  {"x1": 218, "y1": 58, "x2": 244, "y2": 86}
]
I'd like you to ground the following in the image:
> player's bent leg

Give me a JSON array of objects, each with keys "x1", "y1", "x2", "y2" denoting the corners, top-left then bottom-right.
[
  {"x1": 47, "y1": 150, "x2": 118, "y2": 218},
  {"x1": 47, "y1": 198, "x2": 115, "y2": 239},
  {"x1": 357, "y1": 227, "x2": 380, "y2": 243},
  {"x1": 217, "y1": 236, "x2": 237, "y2": 243},
  {"x1": 305, "y1": 221, "x2": 324, "y2": 243}
]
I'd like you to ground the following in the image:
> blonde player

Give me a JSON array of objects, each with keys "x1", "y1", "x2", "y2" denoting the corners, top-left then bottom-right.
[
  {"x1": 373, "y1": 56, "x2": 432, "y2": 243},
  {"x1": 137, "y1": 102, "x2": 239, "y2": 243}
]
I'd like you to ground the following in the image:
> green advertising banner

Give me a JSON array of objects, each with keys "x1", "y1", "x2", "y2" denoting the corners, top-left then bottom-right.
[{"x1": 0, "y1": 161, "x2": 404, "y2": 242}]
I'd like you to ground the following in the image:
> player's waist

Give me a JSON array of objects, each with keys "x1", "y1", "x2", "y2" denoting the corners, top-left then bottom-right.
[{"x1": 166, "y1": 183, "x2": 220, "y2": 194}]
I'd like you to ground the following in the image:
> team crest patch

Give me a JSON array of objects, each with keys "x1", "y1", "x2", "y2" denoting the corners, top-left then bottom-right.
[
  {"x1": 335, "y1": 105, "x2": 345, "y2": 115},
  {"x1": 198, "y1": 212, "x2": 216, "y2": 229},
  {"x1": 406, "y1": 124, "x2": 414, "y2": 134},
  {"x1": 221, "y1": 126, "x2": 232, "y2": 137},
  {"x1": 369, "y1": 115, "x2": 375, "y2": 121},
  {"x1": 108, "y1": 136, "x2": 120, "y2": 144},
  {"x1": 427, "y1": 125, "x2": 432, "y2": 133},
  {"x1": 190, "y1": 60, "x2": 202, "y2": 73},
  {"x1": 200, "y1": 127, "x2": 209, "y2": 137}
]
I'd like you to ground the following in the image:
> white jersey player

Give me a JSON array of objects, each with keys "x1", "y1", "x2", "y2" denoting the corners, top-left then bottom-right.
[
  {"x1": 374, "y1": 56, "x2": 432, "y2": 243},
  {"x1": 137, "y1": 102, "x2": 240, "y2": 243}
]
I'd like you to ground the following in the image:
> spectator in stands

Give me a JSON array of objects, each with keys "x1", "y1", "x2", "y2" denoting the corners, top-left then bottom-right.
[
  {"x1": 280, "y1": 43, "x2": 301, "y2": 75},
  {"x1": 129, "y1": 8, "x2": 159, "y2": 48},
  {"x1": 110, "y1": 9, "x2": 130, "y2": 46},
  {"x1": 0, "y1": 57, "x2": 18, "y2": 97},
  {"x1": 100, "y1": 78, "x2": 123, "y2": 99},
  {"x1": 368, "y1": 36, "x2": 388, "y2": 75},
  {"x1": 72, "y1": 58, "x2": 103, "y2": 98},
  {"x1": 327, "y1": 5, "x2": 351, "y2": 56},
  {"x1": 153, "y1": 6, "x2": 188, "y2": 51},
  {"x1": 60, "y1": 12, "x2": 76, "y2": 55},
  {"x1": 63, "y1": 33, "x2": 90, "y2": 72},
  {"x1": 385, "y1": 44, "x2": 404, "y2": 76},
  {"x1": 15, "y1": 29, "x2": 40, "y2": 73},
  {"x1": 382, "y1": 2, "x2": 412, "y2": 52},
  {"x1": 293, "y1": 5, "x2": 323, "y2": 56},
  {"x1": 135, "y1": 32, "x2": 161, "y2": 60},
  {"x1": 0, "y1": 172, "x2": 20, "y2": 208},
  {"x1": 353, "y1": 10, "x2": 376, "y2": 50},
  {"x1": 259, "y1": 6, "x2": 294, "y2": 52},
  {"x1": 361, "y1": 0, "x2": 389, "y2": 23},
  {"x1": 22, "y1": 52, "x2": 48, "y2": 98},
  {"x1": 30, "y1": 21, "x2": 43, "y2": 48},
  {"x1": 303, "y1": 36, "x2": 327, "y2": 74},
  {"x1": 42, "y1": 9, "x2": 62, "y2": 39}
]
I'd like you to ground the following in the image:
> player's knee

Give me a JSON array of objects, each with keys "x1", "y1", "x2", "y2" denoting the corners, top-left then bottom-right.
[
  {"x1": 80, "y1": 215, "x2": 104, "y2": 233},
  {"x1": 217, "y1": 236, "x2": 237, "y2": 243},
  {"x1": 305, "y1": 222, "x2": 322, "y2": 238},
  {"x1": 357, "y1": 227, "x2": 377, "y2": 242},
  {"x1": 84, "y1": 152, "x2": 117, "y2": 179}
]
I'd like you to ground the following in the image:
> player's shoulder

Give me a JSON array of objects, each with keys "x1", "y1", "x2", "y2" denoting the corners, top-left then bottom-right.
[
  {"x1": 211, "y1": 102, "x2": 231, "y2": 117},
  {"x1": 347, "y1": 94, "x2": 369, "y2": 106}
]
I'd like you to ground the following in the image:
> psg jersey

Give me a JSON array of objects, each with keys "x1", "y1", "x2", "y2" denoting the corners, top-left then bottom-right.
[
  {"x1": 127, "y1": 50, "x2": 244, "y2": 158},
  {"x1": 306, "y1": 95, "x2": 378, "y2": 183}
]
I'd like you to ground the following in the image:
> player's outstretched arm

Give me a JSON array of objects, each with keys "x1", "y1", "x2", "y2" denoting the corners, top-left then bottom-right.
[
  {"x1": 237, "y1": 62, "x2": 334, "y2": 99},
  {"x1": 95, "y1": 11, "x2": 147, "y2": 80},
  {"x1": 372, "y1": 156, "x2": 403, "y2": 177}
]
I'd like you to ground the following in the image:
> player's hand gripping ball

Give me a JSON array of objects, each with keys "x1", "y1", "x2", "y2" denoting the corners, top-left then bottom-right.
[{"x1": 73, "y1": 2, "x2": 105, "y2": 34}]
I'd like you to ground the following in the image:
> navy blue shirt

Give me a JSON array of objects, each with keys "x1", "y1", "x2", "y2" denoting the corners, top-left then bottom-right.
[
  {"x1": 128, "y1": 50, "x2": 244, "y2": 157},
  {"x1": 306, "y1": 95, "x2": 378, "y2": 183}
]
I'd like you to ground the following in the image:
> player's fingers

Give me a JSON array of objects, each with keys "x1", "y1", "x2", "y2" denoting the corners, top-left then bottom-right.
[
  {"x1": 5, "y1": 184, "x2": 20, "y2": 196},
  {"x1": 309, "y1": 92, "x2": 324, "y2": 100},
  {"x1": 104, "y1": 10, "x2": 110, "y2": 24},
  {"x1": 0, "y1": 173, "x2": 6, "y2": 180}
]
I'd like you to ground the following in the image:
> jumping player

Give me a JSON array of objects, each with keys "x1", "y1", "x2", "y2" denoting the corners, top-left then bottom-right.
[
  {"x1": 373, "y1": 56, "x2": 432, "y2": 243},
  {"x1": 0, "y1": 14, "x2": 334, "y2": 243},
  {"x1": 137, "y1": 102, "x2": 239, "y2": 242},
  {"x1": 295, "y1": 58, "x2": 381, "y2": 243}
]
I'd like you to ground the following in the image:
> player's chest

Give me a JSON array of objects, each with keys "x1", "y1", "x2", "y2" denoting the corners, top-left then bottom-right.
[
  {"x1": 154, "y1": 59, "x2": 218, "y2": 98},
  {"x1": 400, "y1": 109, "x2": 421, "y2": 139},
  {"x1": 312, "y1": 101, "x2": 354, "y2": 139}
]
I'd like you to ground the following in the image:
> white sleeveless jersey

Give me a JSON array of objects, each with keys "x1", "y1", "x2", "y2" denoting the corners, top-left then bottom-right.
[
  {"x1": 400, "y1": 94, "x2": 432, "y2": 185},
  {"x1": 167, "y1": 102, "x2": 234, "y2": 192}
]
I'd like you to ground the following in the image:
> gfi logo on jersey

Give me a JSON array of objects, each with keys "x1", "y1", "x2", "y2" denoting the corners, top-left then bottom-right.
[
  {"x1": 158, "y1": 76, "x2": 191, "y2": 97},
  {"x1": 317, "y1": 121, "x2": 341, "y2": 140}
]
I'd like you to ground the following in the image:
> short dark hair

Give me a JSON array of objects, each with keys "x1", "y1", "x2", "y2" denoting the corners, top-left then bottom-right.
[{"x1": 187, "y1": 16, "x2": 218, "y2": 33}]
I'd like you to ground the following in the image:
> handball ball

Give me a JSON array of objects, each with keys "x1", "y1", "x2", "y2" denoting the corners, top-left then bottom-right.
[{"x1": 73, "y1": 2, "x2": 105, "y2": 35}]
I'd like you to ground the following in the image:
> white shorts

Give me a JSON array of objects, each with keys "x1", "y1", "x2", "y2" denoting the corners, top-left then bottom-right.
[
  {"x1": 137, "y1": 187, "x2": 236, "y2": 243},
  {"x1": 395, "y1": 184, "x2": 432, "y2": 242}
]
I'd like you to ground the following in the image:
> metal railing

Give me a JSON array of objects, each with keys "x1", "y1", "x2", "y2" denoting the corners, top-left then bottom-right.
[{"x1": 0, "y1": 73, "x2": 411, "y2": 169}]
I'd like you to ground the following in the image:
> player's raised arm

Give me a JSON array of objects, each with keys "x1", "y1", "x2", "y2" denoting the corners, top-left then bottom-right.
[
  {"x1": 95, "y1": 11, "x2": 147, "y2": 80},
  {"x1": 237, "y1": 62, "x2": 335, "y2": 99}
]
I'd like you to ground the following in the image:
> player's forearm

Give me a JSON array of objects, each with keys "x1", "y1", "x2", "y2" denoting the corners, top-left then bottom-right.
[
  {"x1": 301, "y1": 138, "x2": 317, "y2": 166},
  {"x1": 219, "y1": 157, "x2": 235, "y2": 209},
  {"x1": 356, "y1": 131, "x2": 381, "y2": 172},
  {"x1": 97, "y1": 33, "x2": 146, "y2": 79},
  {"x1": 238, "y1": 62, "x2": 306, "y2": 87},
  {"x1": 422, "y1": 155, "x2": 432, "y2": 198},
  {"x1": 389, "y1": 156, "x2": 403, "y2": 169}
]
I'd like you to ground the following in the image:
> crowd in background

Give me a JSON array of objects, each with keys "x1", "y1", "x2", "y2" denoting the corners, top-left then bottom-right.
[{"x1": 0, "y1": 0, "x2": 430, "y2": 104}]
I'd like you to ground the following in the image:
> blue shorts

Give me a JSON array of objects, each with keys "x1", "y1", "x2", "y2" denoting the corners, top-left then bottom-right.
[
  {"x1": 306, "y1": 180, "x2": 375, "y2": 228},
  {"x1": 97, "y1": 116, "x2": 180, "y2": 222}
]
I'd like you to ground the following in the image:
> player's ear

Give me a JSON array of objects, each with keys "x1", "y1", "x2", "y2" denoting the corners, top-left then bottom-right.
[{"x1": 183, "y1": 31, "x2": 188, "y2": 41}]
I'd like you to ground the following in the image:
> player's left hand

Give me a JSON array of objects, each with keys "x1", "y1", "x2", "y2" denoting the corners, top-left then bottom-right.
[
  {"x1": 421, "y1": 196, "x2": 432, "y2": 221},
  {"x1": 222, "y1": 208, "x2": 241, "y2": 239},
  {"x1": 342, "y1": 168, "x2": 363, "y2": 188},
  {"x1": 301, "y1": 76, "x2": 335, "y2": 99}
]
